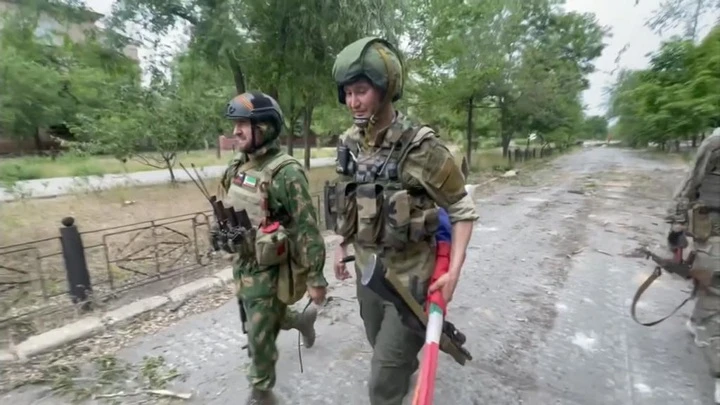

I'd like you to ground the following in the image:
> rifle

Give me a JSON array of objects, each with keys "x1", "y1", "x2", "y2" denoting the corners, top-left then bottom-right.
[
  {"x1": 630, "y1": 245, "x2": 698, "y2": 327},
  {"x1": 349, "y1": 254, "x2": 472, "y2": 366},
  {"x1": 179, "y1": 163, "x2": 254, "y2": 356}
]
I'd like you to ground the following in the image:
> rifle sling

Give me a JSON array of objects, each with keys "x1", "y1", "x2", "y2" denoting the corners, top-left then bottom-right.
[{"x1": 630, "y1": 265, "x2": 697, "y2": 326}]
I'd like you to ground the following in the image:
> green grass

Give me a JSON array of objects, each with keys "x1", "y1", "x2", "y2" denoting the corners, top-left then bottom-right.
[{"x1": 0, "y1": 147, "x2": 337, "y2": 185}]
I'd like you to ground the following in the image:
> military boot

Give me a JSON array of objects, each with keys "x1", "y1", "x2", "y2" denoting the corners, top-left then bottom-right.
[
  {"x1": 289, "y1": 305, "x2": 318, "y2": 348},
  {"x1": 245, "y1": 388, "x2": 278, "y2": 405}
]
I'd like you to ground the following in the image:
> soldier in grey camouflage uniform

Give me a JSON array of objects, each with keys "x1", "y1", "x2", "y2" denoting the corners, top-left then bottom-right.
[{"x1": 666, "y1": 128, "x2": 720, "y2": 402}]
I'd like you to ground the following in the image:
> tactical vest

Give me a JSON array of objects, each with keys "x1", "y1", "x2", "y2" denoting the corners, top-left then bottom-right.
[
  {"x1": 691, "y1": 163, "x2": 720, "y2": 242},
  {"x1": 332, "y1": 126, "x2": 441, "y2": 250},
  {"x1": 223, "y1": 151, "x2": 309, "y2": 305}
]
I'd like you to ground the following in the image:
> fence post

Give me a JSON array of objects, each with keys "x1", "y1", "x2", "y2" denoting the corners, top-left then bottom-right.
[{"x1": 59, "y1": 217, "x2": 92, "y2": 309}]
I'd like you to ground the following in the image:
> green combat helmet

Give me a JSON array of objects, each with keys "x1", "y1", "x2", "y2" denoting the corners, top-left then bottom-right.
[
  {"x1": 332, "y1": 37, "x2": 405, "y2": 129},
  {"x1": 225, "y1": 91, "x2": 284, "y2": 151}
]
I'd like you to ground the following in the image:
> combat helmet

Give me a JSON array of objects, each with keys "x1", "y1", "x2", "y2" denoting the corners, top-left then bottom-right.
[
  {"x1": 225, "y1": 91, "x2": 284, "y2": 150},
  {"x1": 332, "y1": 37, "x2": 405, "y2": 127}
]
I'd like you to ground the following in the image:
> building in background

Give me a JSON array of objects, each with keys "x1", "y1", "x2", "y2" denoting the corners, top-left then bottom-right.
[{"x1": 0, "y1": 0, "x2": 140, "y2": 155}]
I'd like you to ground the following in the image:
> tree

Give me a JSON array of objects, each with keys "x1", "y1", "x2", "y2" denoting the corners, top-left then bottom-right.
[
  {"x1": 582, "y1": 116, "x2": 609, "y2": 139},
  {"x1": 607, "y1": 25, "x2": 720, "y2": 149}
]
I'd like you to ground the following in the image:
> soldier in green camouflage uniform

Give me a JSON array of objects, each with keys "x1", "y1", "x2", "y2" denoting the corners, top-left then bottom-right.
[
  {"x1": 666, "y1": 128, "x2": 720, "y2": 403},
  {"x1": 328, "y1": 37, "x2": 479, "y2": 405},
  {"x1": 217, "y1": 91, "x2": 329, "y2": 405}
]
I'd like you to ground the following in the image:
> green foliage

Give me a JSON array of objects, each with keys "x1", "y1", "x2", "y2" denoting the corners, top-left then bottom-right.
[
  {"x1": 608, "y1": 24, "x2": 720, "y2": 148},
  {"x1": 1, "y1": 0, "x2": 609, "y2": 177}
]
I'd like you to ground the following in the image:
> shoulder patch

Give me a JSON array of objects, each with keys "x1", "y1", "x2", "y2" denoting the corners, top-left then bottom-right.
[{"x1": 424, "y1": 144, "x2": 466, "y2": 198}]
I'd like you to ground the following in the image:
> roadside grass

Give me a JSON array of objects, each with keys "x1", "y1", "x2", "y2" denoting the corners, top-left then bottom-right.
[{"x1": 0, "y1": 147, "x2": 337, "y2": 185}]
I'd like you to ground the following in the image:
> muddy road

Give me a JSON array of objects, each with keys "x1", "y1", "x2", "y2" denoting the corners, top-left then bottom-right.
[{"x1": 2, "y1": 146, "x2": 711, "y2": 404}]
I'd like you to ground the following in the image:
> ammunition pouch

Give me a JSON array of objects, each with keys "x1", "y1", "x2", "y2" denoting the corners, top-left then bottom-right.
[
  {"x1": 255, "y1": 222, "x2": 307, "y2": 305},
  {"x1": 333, "y1": 182, "x2": 358, "y2": 240},
  {"x1": 356, "y1": 183, "x2": 385, "y2": 246},
  {"x1": 255, "y1": 223, "x2": 289, "y2": 267},
  {"x1": 410, "y1": 206, "x2": 440, "y2": 243},
  {"x1": 383, "y1": 188, "x2": 411, "y2": 249},
  {"x1": 690, "y1": 203, "x2": 718, "y2": 242},
  {"x1": 333, "y1": 182, "x2": 442, "y2": 249}
]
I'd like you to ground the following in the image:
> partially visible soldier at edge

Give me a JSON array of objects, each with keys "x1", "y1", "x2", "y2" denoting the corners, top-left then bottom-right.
[
  {"x1": 216, "y1": 91, "x2": 328, "y2": 405},
  {"x1": 329, "y1": 37, "x2": 479, "y2": 405},
  {"x1": 665, "y1": 128, "x2": 720, "y2": 403}
]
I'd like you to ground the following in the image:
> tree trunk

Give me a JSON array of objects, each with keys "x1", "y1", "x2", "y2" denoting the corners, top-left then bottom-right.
[
  {"x1": 465, "y1": 96, "x2": 473, "y2": 167},
  {"x1": 302, "y1": 105, "x2": 315, "y2": 170},
  {"x1": 33, "y1": 127, "x2": 42, "y2": 152},
  {"x1": 163, "y1": 153, "x2": 177, "y2": 182},
  {"x1": 499, "y1": 104, "x2": 512, "y2": 157},
  {"x1": 287, "y1": 95, "x2": 296, "y2": 156},
  {"x1": 226, "y1": 51, "x2": 246, "y2": 94}
]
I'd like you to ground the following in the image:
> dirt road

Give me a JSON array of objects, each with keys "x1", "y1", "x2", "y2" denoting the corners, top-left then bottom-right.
[{"x1": 2, "y1": 146, "x2": 711, "y2": 404}]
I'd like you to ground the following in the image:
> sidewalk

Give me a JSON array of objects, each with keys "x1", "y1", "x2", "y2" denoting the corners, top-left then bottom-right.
[
  {"x1": 0, "y1": 179, "x2": 485, "y2": 365},
  {"x1": 0, "y1": 157, "x2": 335, "y2": 202},
  {"x1": 0, "y1": 234, "x2": 344, "y2": 364}
]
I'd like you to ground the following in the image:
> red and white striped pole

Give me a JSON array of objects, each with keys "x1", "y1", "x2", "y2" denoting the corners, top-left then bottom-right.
[{"x1": 412, "y1": 241, "x2": 451, "y2": 405}]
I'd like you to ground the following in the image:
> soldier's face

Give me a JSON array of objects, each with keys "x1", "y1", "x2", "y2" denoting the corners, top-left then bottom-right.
[
  {"x1": 233, "y1": 119, "x2": 259, "y2": 151},
  {"x1": 344, "y1": 79, "x2": 381, "y2": 119}
]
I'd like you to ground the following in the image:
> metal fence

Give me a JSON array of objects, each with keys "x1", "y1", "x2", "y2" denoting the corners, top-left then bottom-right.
[
  {"x1": 0, "y1": 192, "x2": 328, "y2": 338},
  {"x1": 506, "y1": 146, "x2": 557, "y2": 163}
]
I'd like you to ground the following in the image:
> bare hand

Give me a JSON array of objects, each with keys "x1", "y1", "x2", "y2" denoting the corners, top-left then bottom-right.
[
  {"x1": 428, "y1": 273, "x2": 458, "y2": 304},
  {"x1": 334, "y1": 246, "x2": 352, "y2": 281},
  {"x1": 307, "y1": 286, "x2": 327, "y2": 305}
]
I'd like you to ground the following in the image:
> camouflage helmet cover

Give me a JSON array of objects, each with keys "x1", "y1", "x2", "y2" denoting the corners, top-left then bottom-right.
[
  {"x1": 225, "y1": 91, "x2": 284, "y2": 141},
  {"x1": 332, "y1": 37, "x2": 405, "y2": 105}
]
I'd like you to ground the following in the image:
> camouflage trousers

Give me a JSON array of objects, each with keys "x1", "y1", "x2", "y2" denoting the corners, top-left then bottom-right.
[
  {"x1": 356, "y1": 278, "x2": 425, "y2": 405},
  {"x1": 241, "y1": 296, "x2": 300, "y2": 390},
  {"x1": 235, "y1": 265, "x2": 299, "y2": 391},
  {"x1": 689, "y1": 236, "x2": 720, "y2": 377}
]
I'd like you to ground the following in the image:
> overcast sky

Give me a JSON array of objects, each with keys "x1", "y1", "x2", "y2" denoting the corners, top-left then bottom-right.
[{"x1": 84, "y1": 0, "x2": 717, "y2": 117}]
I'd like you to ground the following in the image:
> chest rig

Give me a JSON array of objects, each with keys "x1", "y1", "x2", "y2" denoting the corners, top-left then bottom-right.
[
  {"x1": 692, "y1": 154, "x2": 720, "y2": 241},
  {"x1": 330, "y1": 125, "x2": 440, "y2": 250},
  {"x1": 224, "y1": 151, "x2": 300, "y2": 227}
]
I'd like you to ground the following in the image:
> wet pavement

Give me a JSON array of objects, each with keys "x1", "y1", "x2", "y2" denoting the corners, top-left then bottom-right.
[{"x1": 2, "y1": 147, "x2": 712, "y2": 404}]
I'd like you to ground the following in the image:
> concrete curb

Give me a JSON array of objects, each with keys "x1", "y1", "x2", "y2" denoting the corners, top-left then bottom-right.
[
  {"x1": 0, "y1": 172, "x2": 491, "y2": 364},
  {"x1": 0, "y1": 235, "x2": 342, "y2": 365}
]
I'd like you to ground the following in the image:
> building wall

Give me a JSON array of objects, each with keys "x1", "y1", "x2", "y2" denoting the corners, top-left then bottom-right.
[
  {"x1": 0, "y1": 0, "x2": 140, "y2": 62},
  {"x1": 0, "y1": 0, "x2": 140, "y2": 153}
]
